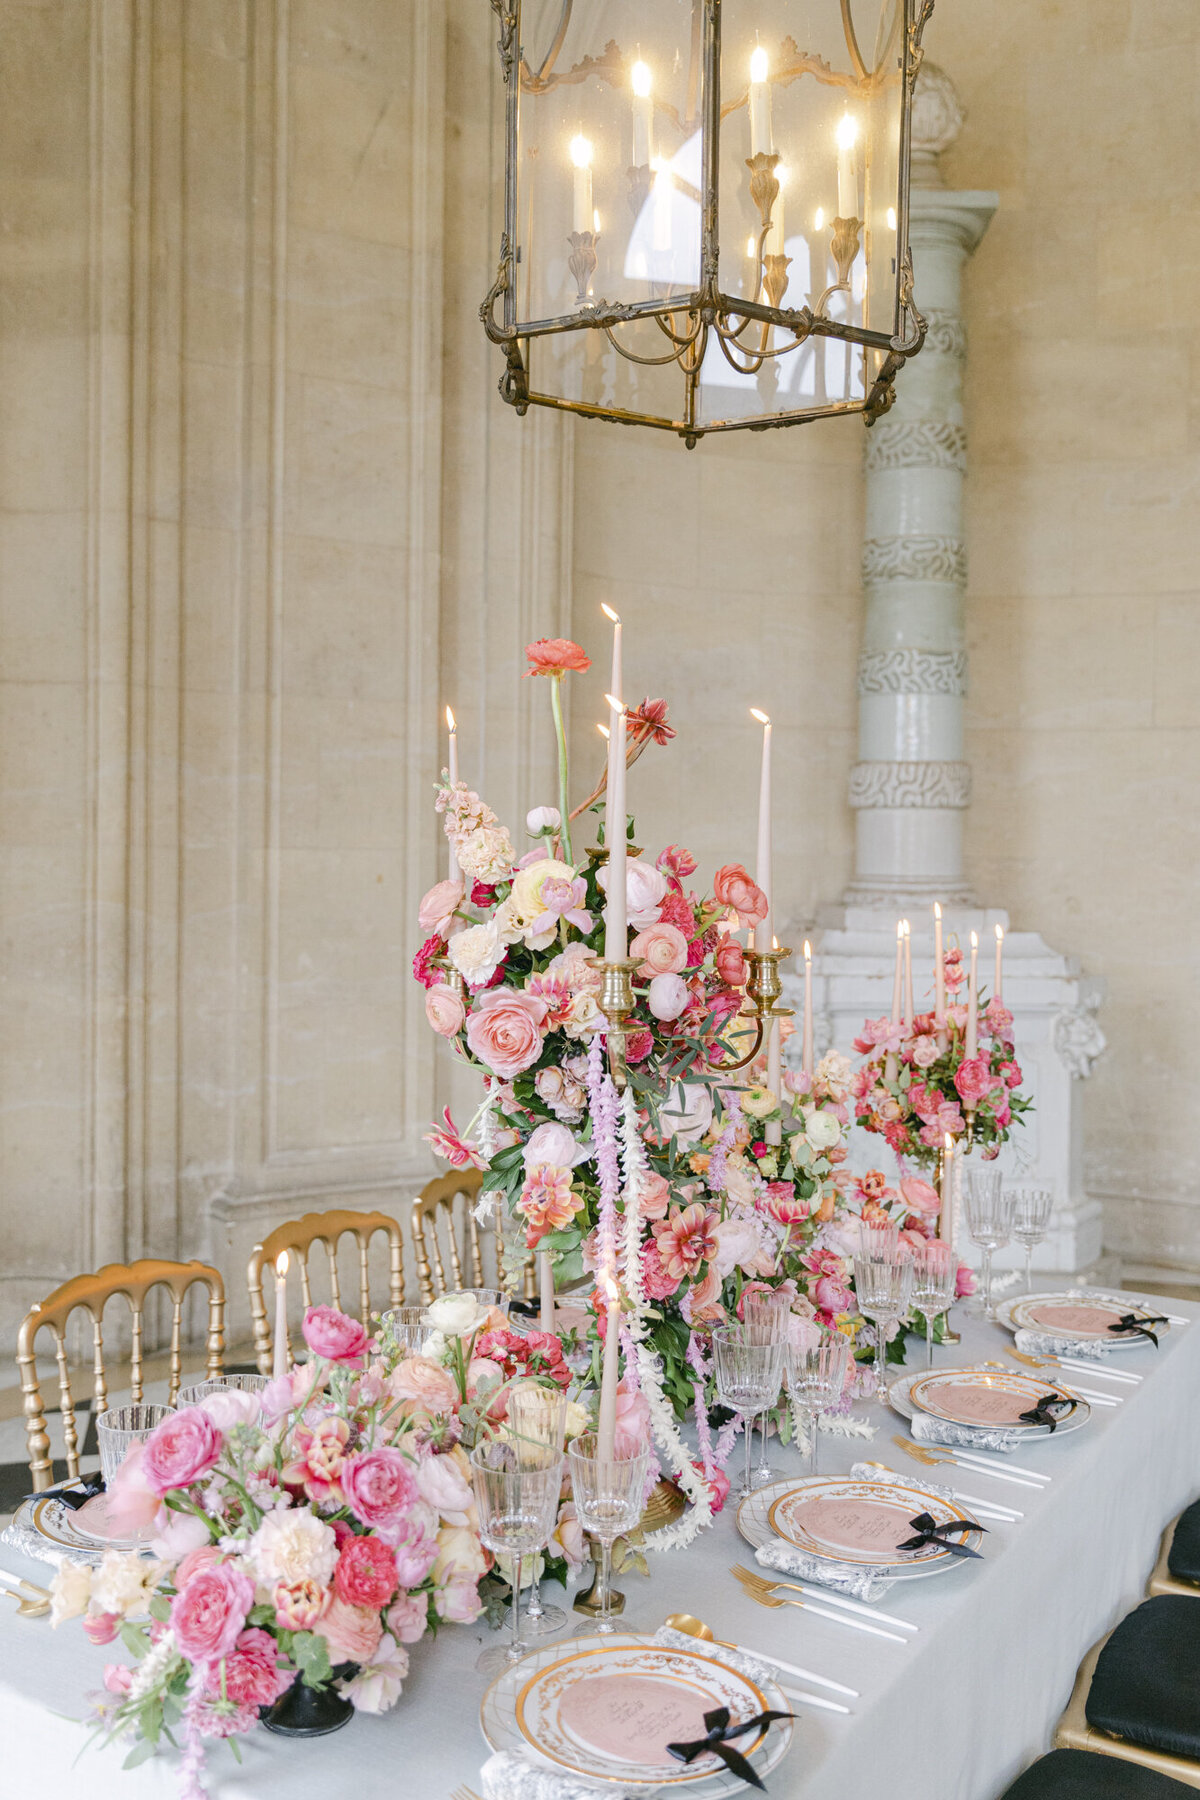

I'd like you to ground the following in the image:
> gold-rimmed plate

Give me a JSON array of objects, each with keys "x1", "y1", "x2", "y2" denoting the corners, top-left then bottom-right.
[
  {"x1": 4, "y1": 1489, "x2": 153, "y2": 1567},
  {"x1": 906, "y1": 1366, "x2": 1088, "y2": 1435},
  {"x1": 737, "y1": 1474, "x2": 982, "y2": 1579},
  {"x1": 480, "y1": 1634, "x2": 793, "y2": 1794},
  {"x1": 1000, "y1": 1290, "x2": 1168, "y2": 1347}
]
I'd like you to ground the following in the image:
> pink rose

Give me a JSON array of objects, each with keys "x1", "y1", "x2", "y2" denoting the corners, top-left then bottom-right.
[
  {"x1": 170, "y1": 1563, "x2": 255, "y2": 1665},
  {"x1": 388, "y1": 1355, "x2": 459, "y2": 1416},
  {"x1": 434, "y1": 1577, "x2": 483, "y2": 1624},
  {"x1": 814, "y1": 1275, "x2": 853, "y2": 1315},
  {"x1": 103, "y1": 1663, "x2": 134, "y2": 1697},
  {"x1": 1000, "y1": 1060, "x2": 1023, "y2": 1089},
  {"x1": 910, "y1": 1033, "x2": 940, "y2": 1069},
  {"x1": 956, "y1": 1263, "x2": 978, "y2": 1298},
  {"x1": 83, "y1": 1610, "x2": 121, "y2": 1646},
  {"x1": 334, "y1": 1536, "x2": 399, "y2": 1610},
  {"x1": 954, "y1": 1056, "x2": 994, "y2": 1108},
  {"x1": 647, "y1": 972, "x2": 689, "y2": 1022},
  {"x1": 341, "y1": 1447, "x2": 421, "y2": 1543},
  {"x1": 426, "y1": 985, "x2": 466, "y2": 1038},
  {"x1": 273, "y1": 1578, "x2": 331, "y2": 1632},
  {"x1": 613, "y1": 1379, "x2": 652, "y2": 1457},
  {"x1": 690, "y1": 1460, "x2": 731, "y2": 1514},
  {"x1": 387, "y1": 1592, "x2": 430, "y2": 1644},
  {"x1": 417, "y1": 878, "x2": 464, "y2": 939},
  {"x1": 899, "y1": 1177, "x2": 940, "y2": 1217},
  {"x1": 319, "y1": 1596, "x2": 384, "y2": 1667},
  {"x1": 465, "y1": 986, "x2": 548, "y2": 1079},
  {"x1": 302, "y1": 1304, "x2": 370, "y2": 1365},
  {"x1": 141, "y1": 1406, "x2": 223, "y2": 1496},
  {"x1": 175, "y1": 1544, "x2": 226, "y2": 1589},
  {"x1": 629, "y1": 921, "x2": 688, "y2": 977},
  {"x1": 217, "y1": 1628, "x2": 291, "y2": 1708},
  {"x1": 714, "y1": 940, "x2": 747, "y2": 987},
  {"x1": 712, "y1": 864, "x2": 768, "y2": 927}
]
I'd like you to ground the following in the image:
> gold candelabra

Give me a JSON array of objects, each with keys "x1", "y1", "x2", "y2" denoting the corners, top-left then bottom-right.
[{"x1": 591, "y1": 957, "x2": 641, "y2": 1091}]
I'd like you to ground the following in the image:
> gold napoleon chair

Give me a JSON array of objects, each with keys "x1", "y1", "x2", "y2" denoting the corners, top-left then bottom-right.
[
  {"x1": 248, "y1": 1209, "x2": 405, "y2": 1375},
  {"x1": 16, "y1": 1259, "x2": 226, "y2": 1492},
  {"x1": 412, "y1": 1169, "x2": 510, "y2": 1305},
  {"x1": 1055, "y1": 1603, "x2": 1200, "y2": 1789}
]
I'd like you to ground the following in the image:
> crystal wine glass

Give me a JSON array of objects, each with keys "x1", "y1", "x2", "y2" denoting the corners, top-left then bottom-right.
[
  {"x1": 787, "y1": 1327, "x2": 851, "y2": 1475},
  {"x1": 504, "y1": 1385, "x2": 568, "y2": 1639},
  {"x1": 742, "y1": 1289, "x2": 792, "y2": 1488},
  {"x1": 852, "y1": 1248, "x2": 914, "y2": 1401},
  {"x1": 567, "y1": 1434, "x2": 651, "y2": 1635},
  {"x1": 469, "y1": 1438, "x2": 562, "y2": 1676},
  {"x1": 376, "y1": 1306, "x2": 431, "y2": 1357},
  {"x1": 1009, "y1": 1187, "x2": 1054, "y2": 1294},
  {"x1": 909, "y1": 1239, "x2": 958, "y2": 1368},
  {"x1": 95, "y1": 1404, "x2": 175, "y2": 1486},
  {"x1": 712, "y1": 1321, "x2": 786, "y2": 1499},
  {"x1": 964, "y1": 1170, "x2": 1015, "y2": 1322}
]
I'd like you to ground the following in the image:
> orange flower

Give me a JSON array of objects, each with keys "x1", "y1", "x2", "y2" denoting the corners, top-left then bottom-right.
[
  {"x1": 653, "y1": 1203, "x2": 720, "y2": 1282},
  {"x1": 518, "y1": 1164, "x2": 582, "y2": 1247},
  {"x1": 524, "y1": 638, "x2": 591, "y2": 677}
]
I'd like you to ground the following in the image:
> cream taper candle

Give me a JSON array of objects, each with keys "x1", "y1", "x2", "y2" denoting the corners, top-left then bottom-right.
[
  {"x1": 272, "y1": 1252, "x2": 290, "y2": 1380},
  {"x1": 596, "y1": 1275, "x2": 621, "y2": 1461},
  {"x1": 966, "y1": 930, "x2": 979, "y2": 1060},
  {"x1": 539, "y1": 1252, "x2": 555, "y2": 1332},
  {"x1": 751, "y1": 709, "x2": 772, "y2": 955},
  {"x1": 603, "y1": 697, "x2": 627, "y2": 961}
]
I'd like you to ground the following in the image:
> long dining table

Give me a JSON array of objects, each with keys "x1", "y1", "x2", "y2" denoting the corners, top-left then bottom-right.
[{"x1": 2, "y1": 1285, "x2": 1197, "y2": 1800}]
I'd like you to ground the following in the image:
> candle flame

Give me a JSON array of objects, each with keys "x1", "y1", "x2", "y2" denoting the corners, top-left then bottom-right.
[
  {"x1": 570, "y1": 134, "x2": 593, "y2": 170},
  {"x1": 901, "y1": 918, "x2": 910, "y2": 937},
  {"x1": 934, "y1": 900, "x2": 942, "y2": 920},
  {"x1": 804, "y1": 939, "x2": 812, "y2": 961},
  {"x1": 604, "y1": 692, "x2": 626, "y2": 715},
  {"x1": 970, "y1": 929, "x2": 979, "y2": 949},
  {"x1": 814, "y1": 206, "x2": 825, "y2": 231},
  {"x1": 597, "y1": 722, "x2": 610, "y2": 740},
  {"x1": 836, "y1": 112, "x2": 858, "y2": 151},
  {"x1": 887, "y1": 206, "x2": 897, "y2": 231},
  {"x1": 995, "y1": 923, "x2": 1004, "y2": 942},
  {"x1": 600, "y1": 602, "x2": 620, "y2": 623},
  {"x1": 603, "y1": 1274, "x2": 620, "y2": 1303},
  {"x1": 897, "y1": 920, "x2": 904, "y2": 940},
  {"x1": 750, "y1": 707, "x2": 770, "y2": 725},
  {"x1": 275, "y1": 1250, "x2": 289, "y2": 1277},
  {"x1": 772, "y1": 934, "x2": 778, "y2": 950},
  {"x1": 944, "y1": 1131, "x2": 953, "y2": 1151},
  {"x1": 445, "y1": 705, "x2": 456, "y2": 733},
  {"x1": 593, "y1": 207, "x2": 601, "y2": 234},
  {"x1": 631, "y1": 58, "x2": 652, "y2": 99},
  {"x1": 750, "y1": 45, "x2": 769, "y2": 83}
]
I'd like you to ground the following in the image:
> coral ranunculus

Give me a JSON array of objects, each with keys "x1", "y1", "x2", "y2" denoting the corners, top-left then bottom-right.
[
  {"x1": 524, "y1": 637, "x2": 591, "y2": 676},
  {"x1": 465, "y1": 986, "x2": 548, "y2": 1079},
  {"x1": 333, "y1": 1535, "x2": 399, "y2": 1610},
  {"x1": 425, "y1": 984, "x2": 466, "y2": 1037},
  {"x1": 712, "y1": 863, "x2": 768, "y2": 926},
  {"x1": 629, "y1": 921, "x2": 689, "y2": 976}
]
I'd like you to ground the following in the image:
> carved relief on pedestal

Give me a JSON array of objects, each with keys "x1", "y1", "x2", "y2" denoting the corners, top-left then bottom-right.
[
  {"x1": 857, "y1": 649, "x2": 968, "y2": 696},
  {"x1": 862, "y1": 535, "x2": 967, "y2": 586},
  {"x1": 1052, "y1": 1000, "x2": 1108, "y2": 1079},
  {"x1": 921, "y1": 309, "x2": 967, "y2": 360},
  {"x1": 865, "y1": 420, "x2": 968, "y2": 473},
  {"x1": 848, "y1": 760, "x2": 972, "y2": 810}
]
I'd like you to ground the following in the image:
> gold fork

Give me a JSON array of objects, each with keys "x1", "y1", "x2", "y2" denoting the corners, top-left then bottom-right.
[
  {"x1": 731, "y1": 1565, "x2": 907, "y2": 1643},
  {"x1": 450, "y1": 1786, "x2": 484, "y2": 1800},
  {"x1": 733, "y1": 1563, "x2": 919, "y2": 1633}
]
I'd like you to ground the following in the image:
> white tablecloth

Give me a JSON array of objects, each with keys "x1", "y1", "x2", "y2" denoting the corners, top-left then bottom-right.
[{"x1": 3, "y1": 1289, "x2": 1196, "y2": 1800}]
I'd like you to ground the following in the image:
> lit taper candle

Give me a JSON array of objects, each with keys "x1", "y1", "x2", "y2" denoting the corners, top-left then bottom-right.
[
  {"x1": 933, "y1": 901, "x2": 946, "y2": 1026},
  {"x1": 750, "y1": 709, "x2": 772, "y2": 954},
  {"x1": 631, "y1": 59, "x2": 653, "y2": 167},
  {"x1": 272, "y1": 1252, "x2": 290, "y2": 1381},
  {"x1": 994, "y1": 923, "x2": 1004, "y2": 1002},
  {"x1": 902, "y1": 918, "x2": 913, "y2": 1030},
  {"x1": 749, "y1": 45, "x2": 772, "y2": 157},
  {"x1": 836, "y1": 113, "x2": 858, "y2": 219},
  {"x1": 966, "y1": 930, "x2": 979, "y2": 1059},
  {"x1": 570, "y1": 134, "x2": 594, "y2": 235},
  {"x1": 596, "y1": 1274, "x2": 621, "y2": 1462},
  {"x1": 539, "y1": 1252, "x2": 555, "y2": 1333},
  {"x1": 445, "y1": 706, "x2": 459, "y2": 881},
  {"x1": 601, "y1": 604, "x2": 622, "y2": 812},
  {"x1": 603, "y1": 696, "x2": 627, "y2": 961},
  {"x1": 802, "y1": 939, "x2": 814, "y2": 1078}
]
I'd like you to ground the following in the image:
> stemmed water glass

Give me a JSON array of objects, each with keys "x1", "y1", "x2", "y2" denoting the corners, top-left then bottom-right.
[
  {"x1": 712, "y1": 1321, "x2": 786, "y2": 1499},
  {"x1": 504, "y1": 1385, "x2": 568, "y2": 1639},
  {"x1": 1009, "y1": 1187, "x2": 1054, "y2": 1293},
  {"x1": 852, "y1": 1246, "x2": 914, "y2": 1402},
  {"x1": 787, "y1": 1327, "x2": 851, "y2": 1475},
  {"x1": 742, "y1": 1290, "x2": 792, "y2": 1488},
  {"x1": 566, "y1": 1434, "x2": 651, "y2": 1635},
  {"x1": 469, "y1": 1436, "x2": 563, "y2": 1676},
  {"x1": 909, "y1": 1240, "x2": 958, "y2": 1368},
  {"x1": 964, "y1": 1170, "x2": 1015, "y2": 1322}
]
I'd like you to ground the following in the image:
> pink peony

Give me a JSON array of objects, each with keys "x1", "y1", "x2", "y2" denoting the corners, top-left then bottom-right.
[
  {"x1": 613, "y1": 1380, "x2": 652, "y2": 1456},
  {"x1": 954, "y1": 1056, "x2": 995, "y2": 1108},
  {"x1": 712, "y1": 864, "x2": 768, "y2": 926},
  {"x1": 639, "y1": 1240, "x2": 682, "y2": 1301},
  {"x1": 141, "y1": 1406, "x2": 223, "y2": 1496},
  {"x1": 629, "y1": 921, "x2": 689, "y2": 977},
  {"x1": 417, "y1": 878, "x2": 464, "y2": 938},
  {"x1": 899, "y1": 1177, "x2": 941, "y2": 1217},
  {"x1": 647, "y1": 972, "x2": 689, "y2": 1021},
  {"x1": 524, "y1": 637, "x2": 590, "y2": 677},
  {"x1": 386, "y1": 1593, "x2": 429, "y2": 1644},
  {"x1": 715, "y1": 940, "x2": 747, "y2": 987},
  {"x1": 814, "y1": 1274, "x2": 854, "y2": 1315},
  {"x1": 341, "y1": 1448, "x2": 421, "y2": 1543},
  {"x1": 217, "y1": 1628, "x2": 291, "y2": 1709},
  {"x1": 302, "y1": 1304, "x2": 370, "y2": 1366},
  {"x1": 425, "y1": 985, "x2": 466, "y2": 1038},
  {"x1": 334, "y1": 1536, "x2": 399, "y2": 1610},
  {"x1": 389, "y1": 1355, "x2": 459, "y2": 1416},
  {"x1": 465, "y1": 986, "x2": 548, "y2": 1079},
  {"x1": 273, "y1": 1578, "x2": 331, "y2": 1632},
  {"x1": 170, "y1": 1563, "x2": 255, "y2": 1666},
  {"x1": 415, "y1": 1450, "x2": 473, "y2": 1522},
  {"x1": 320, "y1": 1596, "x2": 384, "y2": 1666}
]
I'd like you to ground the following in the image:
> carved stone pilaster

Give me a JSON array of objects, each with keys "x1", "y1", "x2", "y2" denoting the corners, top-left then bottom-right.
[
  {"x1": 848, "y1": 760, "x2": 972, "y2": 810},
  {"x1": 862, "y1": 535, "x2": 967, "y2": 586},
  {"x1": 857, "y1": 649, "x2": 968, "y2": 696},
  {"x1": 1053, "y1": 1000, "x2": 1108, "y2": 1080},
  {"x1": 865, "y1": 421, "x2": 968, "y2": 474},
  {"x1": 921, "y1": 309, "x2": 967, "y2": 360}
]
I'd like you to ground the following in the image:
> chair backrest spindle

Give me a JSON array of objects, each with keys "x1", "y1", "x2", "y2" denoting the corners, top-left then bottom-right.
[{"x1": 247, "y1": 1211, "x2": 405, "y2": 1377}]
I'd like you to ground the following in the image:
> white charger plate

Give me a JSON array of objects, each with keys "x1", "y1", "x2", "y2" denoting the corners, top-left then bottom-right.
[
  {"x1": 480, "y1": 1633, "x2": 794, "y2": 1794},
  {"x1": 736, "y1": 1474, "x2": 981, "y2": 1581},
  {"x1": 996, "y1": 1290, "x2": 1169, "y2": 1348},
  {"x1": 888, "y1": 1366, "x2": 1090, "y2": 1438}
]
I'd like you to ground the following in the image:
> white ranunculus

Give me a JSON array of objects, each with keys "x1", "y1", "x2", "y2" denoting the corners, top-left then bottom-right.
[
  {"x1": 659, "y1": 1080, "x2": 713, "y2": 1146},
  {"x1": 249, "y1": 1504, "x2": 338, "y2": 1589},
  {"x1": 803, "y1": 1106, "x2": 842, "y2": 1151},
  {"x1": 200, "y1": 1388, "x2": 263, "y2": 1430},
  {"x1": 426, "y1": 1291, "x2": 485, "y2": 1339},
  {"x1": 526, "y1": 806, "x2": 561, "y2": 834},
  {"x1": 522, "y1": 1120, "x2": 590, "y2": 1168},
  {"x1": 597, "y1": 856, "x2": 668, "y2": 930},
  {"x1": 448, "y1": 920, "x2": 507, "y2": 987},
  {"x1": 49, "y1": 1559, "x2": 92, "y2": 1626},
  {"x1": 91, "y1": 1550, "x2": 162, "y2": 1618},
  {"x1": 647, "y1": 971, "x2": 689, "y2": 1021}
]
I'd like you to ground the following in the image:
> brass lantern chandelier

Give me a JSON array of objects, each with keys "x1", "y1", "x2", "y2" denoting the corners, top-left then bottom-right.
[{"x1": 482, "y1": 0, "x2": 934, "y2": 445}]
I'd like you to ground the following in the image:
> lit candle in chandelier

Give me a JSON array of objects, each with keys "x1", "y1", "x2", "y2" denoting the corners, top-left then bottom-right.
[
  {"x1": 966, "y1": 930, "x2": 979, "y2": 1060},
  {"x1": 750, "y1": 709, "x2": 772, "y2": 955},
  {"x1": 570, "y1": 134, "x2": 594, "y2": 235},
  {"x1": 886, "y1": 919, "x2": 902, "y2": 1084},
  {"x1": 802, "y1": 939, "x2": 814, "y2": 1079},
  {"x1": 836, "y1": 113, "x2": 859, "y2": 219},
  {"x1": 766, "y1": 947, "x2": 782, "y2": 1151},
  {"x1": 272, "y1": 1252, "x2": 290, "y2": 1380},
  {"x1": 631, "y1": 59, "x2": 653, "y2": 168},
  {"x1": 603, "y1": 695, "x2": 628, "y2": 961},
  {"x1": 445, "y1": 706, "x2": 459, "y2": 881},
  {"x1": 749, "y1": 45, "x2": 773, "y2": 157},
  {"x1": 994, "y1": 923, "x2": 1005, "y2": 1002}
]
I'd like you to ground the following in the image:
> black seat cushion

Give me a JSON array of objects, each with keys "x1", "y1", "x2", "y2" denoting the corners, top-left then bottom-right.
[
  {"x1": 1167, "y1": 1499, "x2": 1200, "y2": 1584},
  {"x1": 1087, "y1": 1597, "x2": 1200, "y2": 1759},
  {"x1": 1001, "y1": 1749, "x2": 1197, "y2": 1798}
]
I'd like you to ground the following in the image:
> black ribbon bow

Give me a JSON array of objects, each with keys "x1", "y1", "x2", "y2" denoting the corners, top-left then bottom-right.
[
  {"x1": 896, "y1": 1510, "x2": 987, "y2": 1561},
  {"x1": 1107, "y1": 1312, "x2": 1168, "y2": 1347},
  {"x1": 667, "y1": 1705, "x2": 794, "y2": 1792},
  {"x1": 24, "y1": 1472, "x2": 106, "y2": 1512},
  {"x1": 1017, "y1": 1392, "x2": 1078, "y2": 1432}
]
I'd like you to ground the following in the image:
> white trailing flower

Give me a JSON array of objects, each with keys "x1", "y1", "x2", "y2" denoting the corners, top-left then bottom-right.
[{"x1": 127, "y1": 1628, "x2": 179, "y2": 1703}]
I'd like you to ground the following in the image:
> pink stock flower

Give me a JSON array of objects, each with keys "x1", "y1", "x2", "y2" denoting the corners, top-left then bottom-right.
[
  {"x1": 630, "y1": 921, "x2": 689, "y2": 977},
  {"x1": 899, "y1": 1177, "x2": 941, "y2": 1217},
  {"x1": 985, "y1": 998, "x2": 1014, "y2": 1038},
  {"x1": 519, "y1": 1164, "x2": 582, "y2": 1248},
  {"x1": 712, "y1": 864, "x2": 768, "y2": 927},
  {"x1": 411, "y1": 935, "x2": 444, "y2": 990},
  {"x1": 417, "y1": 878, "x2": 464, "y2": 939},
  {"x1": 943, "y1": 948, "x2": 965, "y2": 991},
  {"x1": 524, "y1": 637, "x2": 591, "y2": 677},
  {"x1": 170, "y1": 1563, "x2": 255, "y2": 1666},
  {"x1": 613, "y1": 1379, "x2": 652, "y2": 1456},
  {"x1": 341, "y1": 1448, "x2": 421, "y2": 1544},
  {"x1": 320, "y1": 1597, "x2": 384, "y2": 1667},
  {"x1": 465, "y1": 986, "x2": 548, "y2": 1079},
  {"x1": 141, "y1": 1407, "x2": 223, "y2": 1496},
  {"x1": 657, "y1": 890, "x2": 697, "y2": 936},
  {"x1": 424, "y1": 1105, "x2": 486, "y2": 1169},
  {"x1": 715, "y1": 940, "x2": 747, "y2": 987},
  {"x1": 656, "y1": 844, "x2": 697, "y2": 882},
  {"x1": 216, "y1": 1628, "x2": 291, "y2": 1709},
  {"x1": 954, "y1": 1056, "x2": 995, "y2": 1108},
  {"x1": 303, "y1": 1305, "x2": 369, "y2": 1366},
  {"x1": 653, "y1": 1204, "x2": 720, "y2": 1281},
  {"x1": 282, "y1": 1416, "x2": 351, "y2": 1504},
  {"x1": 425, "y1": 985, "x2": 466, "y2": 1037},
  {"x1": 334, "y1": 1536, "x2": 399, "y2": 1611}
]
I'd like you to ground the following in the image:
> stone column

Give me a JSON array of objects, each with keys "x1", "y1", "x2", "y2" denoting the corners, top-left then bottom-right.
[{"x1": 846, "y1": 70, "x2": 992, "y2": 906}]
